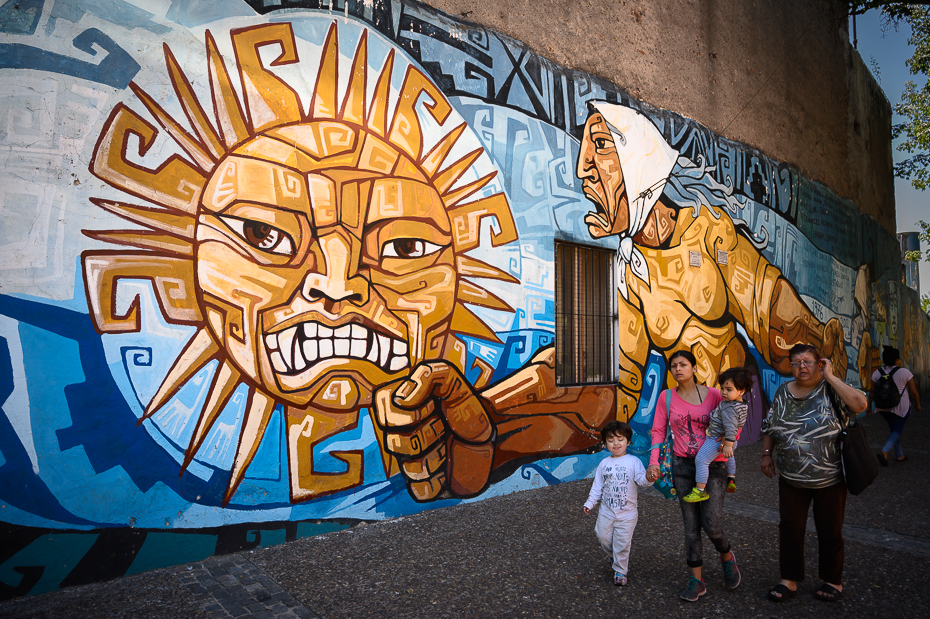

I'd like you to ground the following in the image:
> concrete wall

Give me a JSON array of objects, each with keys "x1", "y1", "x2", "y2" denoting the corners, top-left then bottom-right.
[
  {"x1": 424, "y1": 0, "x2": 896, "y2": 232},
  {"x1": 0, "y1": 0, "x2": 926, "y2": 599}
]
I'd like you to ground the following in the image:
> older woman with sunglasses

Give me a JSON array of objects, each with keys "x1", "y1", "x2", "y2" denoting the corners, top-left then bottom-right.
[{"x1": 761, "y1": 343, "x2": 867, "y2": 603}]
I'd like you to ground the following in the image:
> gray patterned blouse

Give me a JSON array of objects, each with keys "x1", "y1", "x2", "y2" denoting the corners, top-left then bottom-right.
[{"x1": 761, "y1": 380, "x2": 845, "y2": 489}]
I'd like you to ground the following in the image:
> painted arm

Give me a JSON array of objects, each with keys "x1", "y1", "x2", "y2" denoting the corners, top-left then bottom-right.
[
  {"x1": 715, "y1": 215, "x2": 847, "y2": 378},
  {"x1": 374, "y1": 347, "x2": 616, "y2": 501}
]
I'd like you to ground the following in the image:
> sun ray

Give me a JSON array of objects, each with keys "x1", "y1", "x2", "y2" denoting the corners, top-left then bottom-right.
[
  {"x1": 311, "y1": 22, "x2": 339, "y2": 120},
  {"x1": 90, "y1": 198, "x2": 195, "y2": 238},
  {"x1": 442, "y1": 171, "x2": 499, "y2": 207},
  {"x1": 450, "y1": 303, "x2": 501, "y2": 343},
  {"x1": 129, "y1": 82, "x2": 215, "y2": 172},
  {"x1": 181, "y1": 359, "x2": 242, "y2": 474},
  {"x1": 141, "y1": 329, "x2": 220, "y2": 421},
  {"x1": 206, "y1": 30, "x2": 250, "y2": 149},
  {"x1": 457, "y1": 280, "x2": 515, "y2": 312},
  {"x1": 433, "y1": 148, "x2": 483, "y2": 195},
  {"x1": 164, "y1": 44, "x2": 224, "y2": 161},
  {"x1": 91, "y1": 105, "x2": 206, "y2": 214},
  {"x1": 420, "y1": 122, "x2": 466, "y2": 177},
  {"x1": 447, "y1": 193, "x2": 519, "y2": 252},
  {"x1": 340, "y1": 29, "x2": 368, "y2": 125},
  {"x1": 223, "y1": 388, "x2": 277, "y2": 506},
  {"x1": 83, "y1": 230, "x2": 194, "y2": 256},
  {"x1": 232, "y1": 24, "x2": 303, "y2": 133},
  {"x1": 456, "y1": 256, "x2": 520, "y2": 284},
  {"x1": 366, "y1": 49, "x2": 394, "y2": 137}
]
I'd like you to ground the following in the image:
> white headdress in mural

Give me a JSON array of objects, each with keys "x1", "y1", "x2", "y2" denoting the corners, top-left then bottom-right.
[{"x1": 589, "y1": 101, "x2": 679, "y2": 299}]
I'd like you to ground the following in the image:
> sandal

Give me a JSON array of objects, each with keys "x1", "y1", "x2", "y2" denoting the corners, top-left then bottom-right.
[
  {"x1": 814, "y1": 583, "x2": 843, "y2": 602},
  {"x1": 877, "y1": 451, "x2": 889, "y2": 466},
  {"x1": 896, "y1": 456, "x2": 909, "y2": 462},
  {"x1": 767, "y1": 583, "x2": 797, "y2": 602}
]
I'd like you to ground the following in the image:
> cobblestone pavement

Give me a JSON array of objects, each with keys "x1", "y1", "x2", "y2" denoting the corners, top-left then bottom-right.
[
  {"x1": 1, "y1": 391, "x2": 928, "y2": 619},
  {"x1": 174, "y1": 555, "x2": 318, "y2": 619}
]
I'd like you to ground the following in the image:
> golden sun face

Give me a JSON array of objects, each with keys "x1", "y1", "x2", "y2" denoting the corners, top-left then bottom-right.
[
  {"x1": 81, "y1": 21, "x2": 518, "y2": 504},
  {"x1": 196, "y1": 132, "x2": 460, "y2": 407}
]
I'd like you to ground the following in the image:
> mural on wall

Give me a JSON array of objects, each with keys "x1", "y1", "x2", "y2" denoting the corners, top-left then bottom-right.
[
  {"x1": 81, "y1": 16, "x2": 621, "y2": 508},
  {"x1": 1, "y1": 0, "x2": 928, "y2": 598}
]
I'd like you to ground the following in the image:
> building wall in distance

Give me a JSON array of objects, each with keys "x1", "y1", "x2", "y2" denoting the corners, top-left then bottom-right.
[
  {"x1": 0, "y1": 0, "x2": 924, "y2": 599},
  {"x1": 424, "y1": 0, "x2": 896, "y2": 233}
]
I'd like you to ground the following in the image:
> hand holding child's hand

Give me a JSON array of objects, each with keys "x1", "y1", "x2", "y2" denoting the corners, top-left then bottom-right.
[
  {"x1": 583, "y1": 506, "x2": 590, "y2": 515},
  {"x1": 646, "y1": 465, "x2": 660, "y2": 483}
]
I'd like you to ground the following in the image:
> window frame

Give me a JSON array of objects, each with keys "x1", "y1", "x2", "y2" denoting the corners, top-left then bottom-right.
[{"x1": 553, "y1": 240, "x2": 619, "y2": 387}]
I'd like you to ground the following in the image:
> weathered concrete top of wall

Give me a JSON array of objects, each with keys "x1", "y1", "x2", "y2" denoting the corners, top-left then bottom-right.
[{"x1": 422, "y1": 0, "x2": 896, "y2": 233}]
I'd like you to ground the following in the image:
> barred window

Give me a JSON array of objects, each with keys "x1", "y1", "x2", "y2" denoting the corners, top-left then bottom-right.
[{"x1": 555, "y1": 241, "x2": 618, "y2": 385}]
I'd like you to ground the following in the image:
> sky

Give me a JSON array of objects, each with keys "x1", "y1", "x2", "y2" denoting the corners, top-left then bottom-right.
[{"x1": 852, "y1": 10, "x2": 929, "y2": 299}]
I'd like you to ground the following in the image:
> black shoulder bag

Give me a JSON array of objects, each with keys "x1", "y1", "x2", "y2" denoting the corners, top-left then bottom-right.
[{"x1": 827, "y1": 384, "x2": 878, "y2": 496}]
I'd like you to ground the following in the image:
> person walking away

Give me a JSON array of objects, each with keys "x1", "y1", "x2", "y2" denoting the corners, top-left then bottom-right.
[{"x1": 870, "y1": 346, "x2": 921, "y2": 465}]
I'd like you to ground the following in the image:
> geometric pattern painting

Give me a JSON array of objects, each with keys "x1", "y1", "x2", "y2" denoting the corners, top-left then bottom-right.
[{"x1": 1, "y1": 0, "x2": 927, "y2": 598}]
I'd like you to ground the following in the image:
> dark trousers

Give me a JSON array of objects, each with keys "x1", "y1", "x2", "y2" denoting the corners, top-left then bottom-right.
[
  {"x1": 778, "y1": 476, "x2": 847, "y2": 584},
  {"x1": 672, "y1": 456, "x2": 731, "y2": 568}
]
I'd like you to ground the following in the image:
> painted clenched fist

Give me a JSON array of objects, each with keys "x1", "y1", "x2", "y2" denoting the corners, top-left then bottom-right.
[{"x1": 375, "y1": 361, "x2": 495, "y2": 501}]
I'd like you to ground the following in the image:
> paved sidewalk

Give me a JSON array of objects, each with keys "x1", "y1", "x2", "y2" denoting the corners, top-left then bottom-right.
[{"x1": 2, "y1": 393, "x2": 928, "y2": 619}]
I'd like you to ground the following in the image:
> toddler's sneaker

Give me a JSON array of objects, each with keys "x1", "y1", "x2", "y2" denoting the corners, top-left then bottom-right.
[
  {"x1": 614, "y1": 572, "x2": 628, "y2": 586},
  {"x1": 682, "y1": 487, "x2": 710, "y2": 503},
  {"x1": 722, "y1": 550, "x2": 741, "y2": 589},
  {"x1": 680, "y1": 577, "x2": 706, "y2": 601},
  {"x1": 726, "y1": 477, "x2": 737, "y2": 493}
]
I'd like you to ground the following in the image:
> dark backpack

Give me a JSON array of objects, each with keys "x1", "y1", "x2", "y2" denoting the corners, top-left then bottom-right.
[{"x1": 873, "y1": 367, "x2": 902, "y2": 410}]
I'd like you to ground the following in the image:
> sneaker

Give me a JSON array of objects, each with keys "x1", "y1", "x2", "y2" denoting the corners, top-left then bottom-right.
[
  {"x1": 680, "y1": 577, "x2": 706, "y2": 602},
  {"x1": 614, "y1": 572, "x2": 628, "y2": 586},
  {"x1": 726, "y1": 477, "x2": 737, "y2": 493},
  {"x1": 682, "y1": 487, "x2": 710, "y2": 503},
  {"x1": 722, "y1": 550, "x2": 741, "y2": 589}
]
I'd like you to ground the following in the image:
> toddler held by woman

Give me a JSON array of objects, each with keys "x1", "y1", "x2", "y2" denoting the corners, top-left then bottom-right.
[{"x1": 682, "y1": 367, "x2": 753, "y2": 502}]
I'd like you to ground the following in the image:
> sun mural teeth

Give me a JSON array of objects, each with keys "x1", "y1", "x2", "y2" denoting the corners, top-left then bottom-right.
[{"x1": 264, "y1": 321, "x2": 409, "y2": 375}]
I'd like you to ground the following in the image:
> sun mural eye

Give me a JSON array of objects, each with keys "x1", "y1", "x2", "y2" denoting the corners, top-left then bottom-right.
[
  {"x1": 381, "y1": 238, "x2": 444, "y2": 259},
  {"x1": 221, "y1": 217, "x2": 295, "y2": 256}
]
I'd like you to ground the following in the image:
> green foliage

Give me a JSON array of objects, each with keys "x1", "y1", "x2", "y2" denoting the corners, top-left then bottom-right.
[
  {"x1": 903, "y1": 219, "x2": 930, "y2": 262},
  {"x1": 844, "y1": 2, "x2": 930, "y2": 19},
  {"x1": 922, "y1": 293, "x2": 930, "y2": 312}
]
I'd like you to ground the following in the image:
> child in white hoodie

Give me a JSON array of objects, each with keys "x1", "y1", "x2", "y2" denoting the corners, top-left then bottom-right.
[{"x1": 583, "y1": 421, "x2": 650, "y2": 586}]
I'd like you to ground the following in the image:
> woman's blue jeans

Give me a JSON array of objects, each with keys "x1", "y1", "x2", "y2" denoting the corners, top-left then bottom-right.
[
  {"x1": 672, "y1": 456, "x2": 731, "y2": 568},
  {"x1": 881, "y1": 408, "x2": 911, "y2": 458}
]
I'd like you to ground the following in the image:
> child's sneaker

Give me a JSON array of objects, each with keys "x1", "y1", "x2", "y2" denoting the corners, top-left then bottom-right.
[
  {"x1": 726, "y1": 477, "x2": 737, "y2": 493},
  {"x1": 614, "y1": 572, "x2": 628, "y2": 586},
  {"x1": 682, "y1": 487, "x2": 710, "y2": 503},
  {"x1": 680, "y1": 577, "x2": 706, "y2": 601},
  {"x1": 721, "y1": 550, "x2": 741, "y2": 589}
]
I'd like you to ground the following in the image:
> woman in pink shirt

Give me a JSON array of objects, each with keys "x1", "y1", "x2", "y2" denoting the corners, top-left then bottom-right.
[{"x1": 646, "y1": 350, "x2": 740, "y2": 602}]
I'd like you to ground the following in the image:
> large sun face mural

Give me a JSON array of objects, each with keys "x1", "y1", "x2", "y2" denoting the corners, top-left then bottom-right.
[{"x1": 82, "y1": 21, "x2": 518, "y2": 505}]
